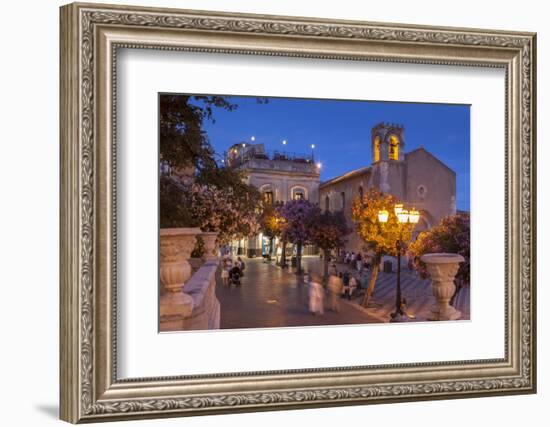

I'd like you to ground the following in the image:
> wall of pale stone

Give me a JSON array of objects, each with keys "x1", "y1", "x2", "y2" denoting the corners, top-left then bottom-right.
[
  {"x1": 240, "y1": 162, "x2": 321, "y2": 257},
  {"x1": 318, "y1": 148, "x2": 457, "y2": 254},
  {"x1": 159, "y1": 260, "x2": 220, "y2": 332},
  {"x1": 405, "y1": 148, "x2": 457, "y2": 227},
  {"x1": 318, "y1": 170, "x2": 370, "y2": 254},
  {"x1": 368, "y1": 161, "x2": 407, "y2": 200},
  {"x1": 246, "y1": 170, "x2": 320, "y2": 205}
]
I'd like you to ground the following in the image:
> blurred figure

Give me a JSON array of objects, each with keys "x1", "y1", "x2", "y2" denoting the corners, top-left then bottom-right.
[
  {"x1": 356, "y1": 253, "x2": 363, "y2": 272},
  {"x1": 348, "y1": 274, "x2": 358, "y2": 300},
  {"x1": 237, "y1": 257, "x2": 245, "y2": 276},
  {"x1": 220, "y1": 257, "x2": 230, "y2": 286},
  {"x1": 342, "y1": 271, "x2": 350, "y2": 298},
  {"x1": 359, "y1": 271, "x2": 369, "y2": 295},
  {"x1": 329, "y1": 261, "x2": 338, "y2": 276},
  {"x1": 224, "y1": 256, "x2": 233, "y2": 271},
  {"x1": 328, "y1": 272, "x2": 343, "y2": 312},
  {"x1": 308, "y1": 273, "x2": 325, "y2": 315},
  {"x1": 229, "y1": 262, "x2": 241, "y2": 287}
]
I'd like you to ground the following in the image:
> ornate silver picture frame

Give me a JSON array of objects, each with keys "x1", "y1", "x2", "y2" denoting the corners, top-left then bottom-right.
[{"x1": 60, "y1": 2, "x2": 536, "y2": 423}]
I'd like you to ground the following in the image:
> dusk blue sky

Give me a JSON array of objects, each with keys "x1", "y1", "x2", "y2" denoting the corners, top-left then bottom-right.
[{"x1": 190, "y1": 95, "x2": 470, "y2": 211}]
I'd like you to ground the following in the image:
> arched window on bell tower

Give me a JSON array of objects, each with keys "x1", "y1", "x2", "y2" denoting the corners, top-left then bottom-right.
[
  {"x1": 373, "y1": 136, "x2": 381, "y2": 162},
  {"x1": 371, "y1": 123, "x2": 405, "y2": 164},
  {"x1": 389, "y1": 134, "x2": 399, "y2": 160}
]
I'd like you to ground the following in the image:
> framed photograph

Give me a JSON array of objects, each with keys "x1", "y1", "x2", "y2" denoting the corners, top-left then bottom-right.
[{"x1": 60, "y1": 2, "x2": 537, "y2": 423}]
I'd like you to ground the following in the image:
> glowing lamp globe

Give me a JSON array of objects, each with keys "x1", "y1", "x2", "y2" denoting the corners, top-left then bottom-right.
[
  {"x1": 409, "y1": 208, "x2": 420, "y2": 224},
  {"x1": 394, "y1": 203, "x2": 404, "y2": 216},
  {"x1": 397, "y1": 209, "x2": 409, "y2": 223},
  {"x1": 378, "y1": 209, "x2": 389, "y2": 223}
]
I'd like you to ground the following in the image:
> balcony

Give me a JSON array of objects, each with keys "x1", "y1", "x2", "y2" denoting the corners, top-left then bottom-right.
[{"x1": 226, "y1": 147, "x2": 318, "y2": 175}]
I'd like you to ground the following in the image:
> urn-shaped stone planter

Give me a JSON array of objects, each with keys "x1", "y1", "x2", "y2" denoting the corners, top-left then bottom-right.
[
  {"x1": 159, "y1": 227, "x2": 201, "y2": 293},
  {"x1": 200, "y1": 231, "x2": 219, "y2": 262},
  {"x1": 421, "y1": 253, "x2": 465, "y2": 321}
]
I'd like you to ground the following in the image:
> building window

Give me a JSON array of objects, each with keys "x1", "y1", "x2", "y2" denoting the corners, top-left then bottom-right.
[
  {"x1": 373, "y1": 136, "x2": 380, "y2": 162},
  {"x1": 325, "y1": 195, "x2": 330, "y2": 212},
  {"x1": 417, "y1": 184, "x2": 427, "y2": 198},
  {"x1": 291, "y1": 187, "x2": 306, "y2": 200},
  {"x1": 341, "y1": 192, "x2": 346, "y2": 210},
  {"x1": 358, "y1": 185, "x2": 364, "y2": 203},
  {"x1": 263, "y1": 191, "x2": 274, "y2": 205},
  {"x1": 389, "y1": 134, "x2": 399, "y2": 161}
]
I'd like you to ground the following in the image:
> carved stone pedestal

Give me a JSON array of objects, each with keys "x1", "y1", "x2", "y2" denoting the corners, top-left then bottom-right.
[
  {"x1": 159, "y1": 227, "x2": 200, "y2": 292},
  {"x1": 159, "y1": 227, "x2": 201, "y2": 331},
  {"x1": 200, "y1": 231, "x2": 219, "y2": 262},
  {"x1": 421, "y1": 253, "x2": 465, "y2": 321}
]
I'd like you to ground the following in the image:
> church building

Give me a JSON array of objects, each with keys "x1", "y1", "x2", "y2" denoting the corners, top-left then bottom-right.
[{"x1": 319, "y1": 122, "x2": 457, "y2": 253}]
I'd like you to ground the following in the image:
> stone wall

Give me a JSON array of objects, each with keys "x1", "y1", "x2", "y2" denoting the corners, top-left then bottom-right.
[
  {"x1": 405, "y1": 148, "x2": 457, "y2": 226},
  {"x1": 159, "y1": 260, "x2": 220, "y2": 332},
  {"x1": 319, "y1": 168, "x2": 371, "y2": 254}
]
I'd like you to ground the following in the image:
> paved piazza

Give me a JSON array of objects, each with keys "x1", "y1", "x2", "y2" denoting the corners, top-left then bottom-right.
[
  {"x1": 216, "y1": 257, "x2": 378, "y2": 329},
  {"x1": 216, "y1": 256, "x2": 470, "y2": 330}
]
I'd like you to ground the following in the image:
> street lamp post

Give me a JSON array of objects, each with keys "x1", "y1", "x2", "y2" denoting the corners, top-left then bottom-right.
[{"x1": 378, "y1": 204, "x2": 420, "y2": 321}]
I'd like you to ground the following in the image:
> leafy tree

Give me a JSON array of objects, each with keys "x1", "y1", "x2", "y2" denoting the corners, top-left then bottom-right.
[
  {"x1": 351, "y1": 188, "x2": 414, "y2": 307},
  {"x1": 279, "y1": 199, "x2": 317, "y2": 274},
  {"x1": 195, "y1": 166, "x2": 262, "y2": 243},
  {"x1": 159, "y1": 176, "x2": 199, "y2": 228},
  {"x1": 309, "y1": 209, "x2": 352, "y2": 280},
  {"x1": 159, "y1": 95, "x2": 236, "y2": 171},
  {"x1": 258, "y1": 203, "x2": 284, "y2": 260},
  {"x1": 159, "y1": 95, "x2": 263, "y2": 241},
  {"x1": 408, "y1": 213, "x2": 470, "y2": 305},
  {"x1": 159, "y1": 175, "x2": 261, "y2": 244}
]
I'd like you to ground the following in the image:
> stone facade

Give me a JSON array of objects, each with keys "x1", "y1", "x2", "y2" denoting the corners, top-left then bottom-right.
[
  {"x1": 319, "y1": 122, "x2": 457, "y2": 253},
  {"x1": 227, "y1": 123, "x2": 457, "y2": 257},
  {"x1": 228, "y1": 143, "x2": 320, "y2": 257}
]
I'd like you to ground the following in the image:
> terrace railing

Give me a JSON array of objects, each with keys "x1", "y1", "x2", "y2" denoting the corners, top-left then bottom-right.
[{"x1": 226, "y1": 148, "x2": 314, "y2": 167}]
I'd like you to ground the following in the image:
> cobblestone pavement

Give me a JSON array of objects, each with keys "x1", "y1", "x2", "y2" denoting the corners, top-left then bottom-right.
[
  {"x1": 301, "y1": 256, "x2": 470, "y2": 323},
  {"x1": 216, "y1": 257, "x2": 378, "y2": 330},
  {"x1": 217, "y1": 256, "x2": 470, "y2": 329}
]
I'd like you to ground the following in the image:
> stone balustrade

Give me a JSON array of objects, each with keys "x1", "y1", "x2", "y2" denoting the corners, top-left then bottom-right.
[{"x1": 160, "y1": 259, "x2": 220, "y2": 332}]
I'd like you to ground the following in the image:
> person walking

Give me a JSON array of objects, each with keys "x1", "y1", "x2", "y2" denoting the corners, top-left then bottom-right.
[
  {"x1": 329, "y1": 262, "x2": 338, "y2": 277},
  {"x1": 308, "y1": 273, "x2": 325, "y2": 315},
  {"x1": 237, "y1": 257, "x2": 245, "y2": 277},
  {"x1": 348, "y1": 274, "x2": 358, "y2": 300},
  {"x1": 220, "y1": 257, "x2": 230, "y2": 286},
  {"x1": 229, "y1": 261, "x2": 242, "y2": 287},
  {"x1": 328, "y1": 272, "x2": 343, "y2": 312},
  {"x1": 359, "y1": 271, "x2": 369, "y2": 295},
  {"x1": 342, "y1": 271, "x2": 350, "y2": 298},
  {"x1": 356, "y1": 253, "x2": 363, "y2": 272}
]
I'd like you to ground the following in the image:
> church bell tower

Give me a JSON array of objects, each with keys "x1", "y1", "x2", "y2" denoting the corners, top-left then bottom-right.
[
  {"x1": 371, "y1": 122, "x2": 405, "y2": 163},
  {"x1": 369, "y1": 122, "x2": 406, "y2": 197}
]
